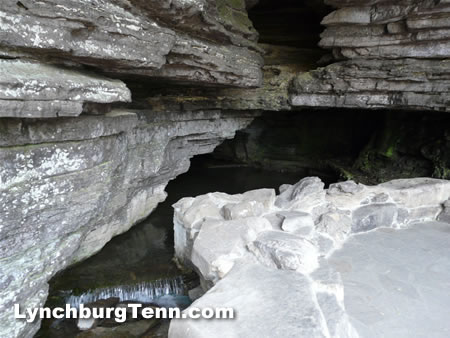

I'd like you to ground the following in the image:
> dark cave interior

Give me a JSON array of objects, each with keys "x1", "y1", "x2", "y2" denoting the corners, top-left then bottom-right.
[
  {"x1": 208, "y1": 109, "x2": 450, "y2": 184},
  {"x1": 248, "y1": 0, "x2": 331, "y2": 49}
]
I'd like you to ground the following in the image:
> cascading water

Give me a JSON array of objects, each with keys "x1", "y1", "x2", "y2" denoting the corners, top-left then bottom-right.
[{"x1": 65, "y1": 276, "x2": 185, "y2": 308}]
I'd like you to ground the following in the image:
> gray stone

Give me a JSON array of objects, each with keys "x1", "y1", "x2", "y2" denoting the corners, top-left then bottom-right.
[
  {"x1": 248, "y1": 230, "x2": 319, "y2": 273},
  {"x1": 438, "y1": 199, "x2": 450, "y2": 223},
  {"x1": 171, "y1": 177, "x2": 450, "y2": 338},
  {"x1": 0, "y1": 59, "x2": 131, "y2": 118},
  {"x1": 188, "y1": 286, "x2": 205, "y2": 302},
  {"x1": 316, "y1": 210, "x2": 353, "y2": 242},
  {"x1": 329, "y1": 221, "x2": 450, "y2": 338},
  {"x1": 275, "y1": 177, "x2": 326, "y2": 210},
  {"x1": 77, "y1": 319, "x2": 158, "y2": 337},
  {"x1": 351, "y1": 204, "x2": 398, "y2": 233},
  {"x1": 0, "y1": 0, "x2": 263, "y2": 88},
  {"x1": 278, "y1": 211, "x2": 315, "y2": 235},
  {"x1": 289, "y1": 0, "x2": 450, "y2": 112},
  {"x1": 379, "y1": 178, "x2": 450, "y2": 209},
  {"x1": 328, "y1": 181, "x2": 364, "y2": 196},
  {"x1": 169, "y1": 261, "x2": 330, "y2": 338},
  {"x1": 191, "y1": 217, "x2": 272, "y2": 281},
  {"x1": 0, "y1": 110, "x2": 254, "y2": 338},
  {"x1": 222, "y1": 201, "x2": 266, "y2": 220},
  {"x1": 291, "y1": 59, "x2": 450, "y2": 112}
]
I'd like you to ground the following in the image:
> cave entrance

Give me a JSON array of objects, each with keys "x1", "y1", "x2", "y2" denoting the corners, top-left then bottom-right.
[
  {"x1": 38, "y1": 157, "x2": 310, "y2": 337},
  {"x1": 207, "y1": 109, "x2": 450, "y2": 185},
  {"x1": 248, "y1": 0, "x2": 332, "y2": 70}
]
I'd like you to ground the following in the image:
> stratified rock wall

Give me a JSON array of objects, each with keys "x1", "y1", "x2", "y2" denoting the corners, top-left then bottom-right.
[
  {"x1": 0, "y1": 1, "x2": 264, "y2": 336},
  {"x1": 0, "y1": 59, "x2": 131, "y2": 118},
  {"x1": 291, "y1": 0, "x2": 450, "y2": 111},
  {"x1": 0, "y1": 110, "x2": 254, "y2": 338},
  {"x1": 0, "y1": 0, "x2": 263, "y2": 110}
]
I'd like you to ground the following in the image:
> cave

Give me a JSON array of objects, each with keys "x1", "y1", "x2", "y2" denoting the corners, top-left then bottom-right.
[
  {"x1": 248, "y1": 0, "x2": 330, "y2": 50},
  {"x1": 1, "y1": 0, "x2": 449, "y2": 338}
]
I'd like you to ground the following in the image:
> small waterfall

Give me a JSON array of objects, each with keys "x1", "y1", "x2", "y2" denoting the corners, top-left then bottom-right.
[{"x1": 65, "y1": 277, "x2": 185, "y2": 307}]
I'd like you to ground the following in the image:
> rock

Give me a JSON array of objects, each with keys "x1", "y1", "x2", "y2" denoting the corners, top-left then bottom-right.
[
  {"x1": 169, "y1": 261, "x2": 332, "y2": 338},
  {"x1": 275, "y1": 177, "x2": 326, "y2": 210},
  {"x1": 222, "y1": 201, "x2": 265, "y2": 220},
  {"x1": 290, "y1": 0, "x2": 450, "y2": 112},
  {"x1": 438, "y1": 199, "x2": 450, "y2": 223},
  {"x1": 77, "y1": 298, "x2": 121, "y2": 330},
  {"x1": 188, "y1": 286, "x2": 204, "y2": 302},
  {"x1": 278, "y1": 211, "x2": 315, "y2": 235},
  {"x1": 242, "y1": 188, "x2": 276, "y2": 209},
  {"x1": 78, "y1": 318, "x2": 99, "y2": 332},
  {"x1": 0, "y1": 110, "x2": 254, "y2": 338},
  {"x1": 327, "y1": 221, "x2": 450, "y2": 338},
  {"x1": 315, "y1": 292, "x2": 356, "y2": 338},
  {"x1": 77, "y1": 319, "x2": 158, "y2": 337},
  {"x1": 328, "y1": 181, "x2": 363, "y2": 195},
  {"x1": 263, "y1": 212, "x2": 284, "y2": 230},
  {"x1": 291, "y1": 59, "x2": 450, "y2": 112},
  {"x1": 191, "y1": 217, "x2": 272, "y2": 281},
  {"x1": 141, "y1": 43, "x2": 322, "y2": 114},
  {"x1": 248, "y1": 230, "x2": 319, "y2": 274},
  {"x1": 351, "y1": 204, "x2": 398, "y2": 233},
  {"x1": 0, "y1": 59, "x2": 131, "y2": 118},
  {"x1": 378, "y1": 178, "x2": 450, "y2": 210},
  {"x1": 315, "y1": 210, "x2": 352, "y2": 243},
  {"x1": 173, "y1": 192, "x2": 242, "y2": 265},
  {"x1": 0, "y1": 0, "x2": 263, "y2": 88},
  {"x1": 171, "y1": 177, "x2": 450, "y2": 338}
]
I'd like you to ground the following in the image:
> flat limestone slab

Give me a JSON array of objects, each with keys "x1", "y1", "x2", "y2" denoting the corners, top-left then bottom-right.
[
  {"x1": 329, "y1": 221, "x2": 450, "y2": 338},
  {"x1": 169, "y1": 261, "x2": 328, "y2": 338}
]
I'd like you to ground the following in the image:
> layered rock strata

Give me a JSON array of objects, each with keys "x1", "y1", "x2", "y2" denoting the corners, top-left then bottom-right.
[
  {"x1": 0, "y1": 110, "x2": 254, "y2": 338},
  {"x1": 171, "y1": 177, "x2": 450, "y2": 337},
  {"x1": 291, "y1": 0, "x2": 450, "y2": 111},
  {"x1": 143, "y1": 0, "x2": 450, "y2": 112},
  {"x1": 0, "y1": 0, "x2": 263, "y2": 101},
  {"x1": 0, "y1": 59, "x2": 131, "y2": 118}
]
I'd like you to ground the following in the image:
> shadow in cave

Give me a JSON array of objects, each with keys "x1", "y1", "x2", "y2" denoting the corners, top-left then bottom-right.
[{"x1": 247, "y1": 0, "x2": 333, "y2": 69}]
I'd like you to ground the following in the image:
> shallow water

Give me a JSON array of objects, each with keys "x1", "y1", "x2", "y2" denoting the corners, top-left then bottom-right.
[{"x1": 39, "y1": 161, "x2": 309, "y2": 337}]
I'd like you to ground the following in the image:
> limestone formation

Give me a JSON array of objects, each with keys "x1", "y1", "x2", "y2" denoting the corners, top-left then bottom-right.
[
  {"x1": 171, "y1": 177, "x2": 450, "y2": 337},
  {"x1": 0, "y1": 110, "x2": 254, "y2": 338},
  {"x1": 0, "y1": 0, "x2": 263, "y2": 93},
  {"x1": 0, "y1": 59, "x2": 131, "y2": 118},
  {"x1": 291, "y1": 0, "x2": 450, "y2": 111},
  {"x1": 0, "y1": 0, "x2": 448, "y2": 337}
]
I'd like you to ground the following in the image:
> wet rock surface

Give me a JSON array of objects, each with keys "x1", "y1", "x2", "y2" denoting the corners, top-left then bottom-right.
[{"x1": 171, "y1": 177, "x2": 450, "y2": 337}]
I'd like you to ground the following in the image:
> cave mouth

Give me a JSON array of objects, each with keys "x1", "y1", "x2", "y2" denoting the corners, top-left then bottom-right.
[
  {"x1": 248, "y1": 0, "x2": 330, "y2": 49},
  {"x1": 208, "y1": 108, "x2": 450, "y2": 185},
  {"x1": 247, "y1": 0, "x2": 332, "y2": 69},
  {"x1": 38, "y1": 154, "x2": 313, "y2": 337}
]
